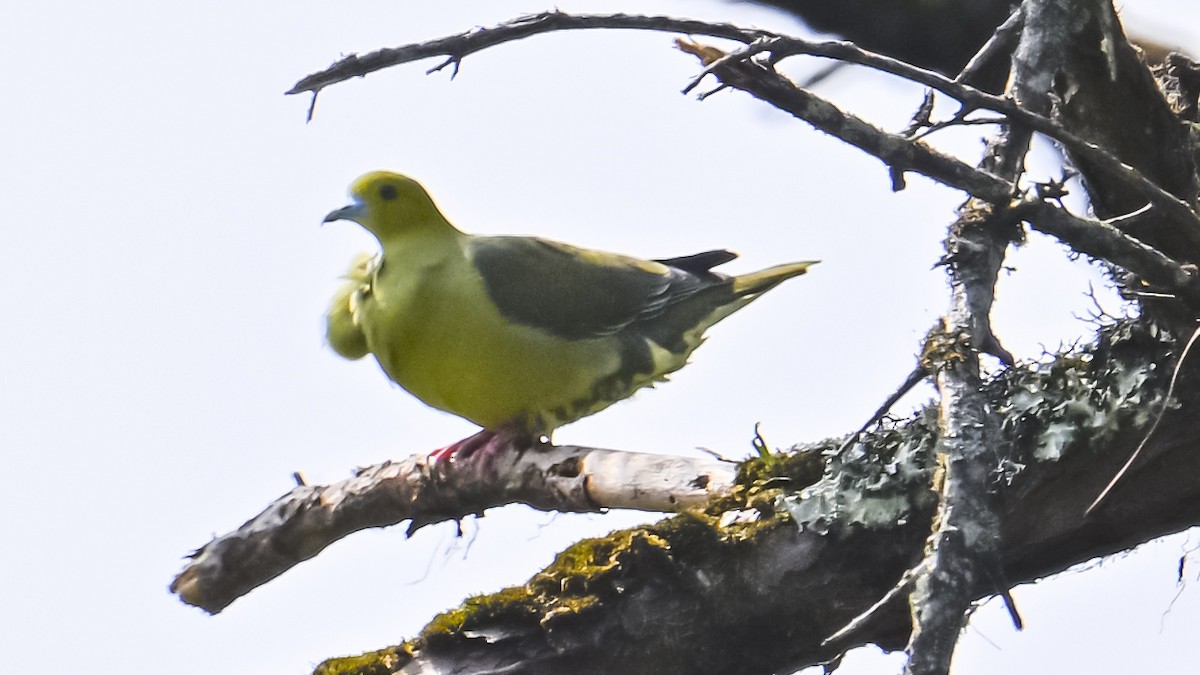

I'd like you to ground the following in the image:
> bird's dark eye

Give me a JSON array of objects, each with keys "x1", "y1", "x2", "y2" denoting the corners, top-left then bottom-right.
[{"x1": 380, "y1": 184, "x2": 398, "y2": 201}]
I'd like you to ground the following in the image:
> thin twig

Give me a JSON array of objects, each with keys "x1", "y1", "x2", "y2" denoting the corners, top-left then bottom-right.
[
  {"x1": 836, "y1": 365, "x2": 929, "y2": 456},
  {"x1": 1087, "y1": 321, "x2": 1200, "y2": 514},
  {"x1": 901, "y1": 90, "x2": 937, "y2": 138},
  {"x1": 823, "y1": 561, "x2": 927, "y2": 646},
  {"x1": 1104, "y1": 203, "x2": 1154, "y2": 228},
  {"x1": 673, "y1": 38, "x2": 1016, "y2": 204},
  {"x1": 912, "y1": 115, "x2": 1009, "y2": 141},
  {"x1": 956, "y1": 7, "x2": 1026, "y2": 84},
  {"x1": 798, "y1": 61, "x2": 849, "y2": 89}
]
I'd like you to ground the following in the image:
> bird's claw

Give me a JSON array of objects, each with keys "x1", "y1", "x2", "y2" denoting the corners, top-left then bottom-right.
[{"x1": 428, "y1": 429, "x2": 498, "y2": 464}]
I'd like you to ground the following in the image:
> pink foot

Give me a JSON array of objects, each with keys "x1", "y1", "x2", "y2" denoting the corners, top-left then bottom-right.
[{"x1": 429, "y1": 429, "x2": 497, "y2": 464}]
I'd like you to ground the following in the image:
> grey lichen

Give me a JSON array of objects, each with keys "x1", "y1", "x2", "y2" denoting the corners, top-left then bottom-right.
[
  {"x1": 779, "y1": 320, "x2": 1175, "y2": 534},
  {"x1": 779, "y1": 413, "x2": 940, "y2": 533},
  {"x1": 1000, "y1": 353, "x2": 1161, "y2": 461}
]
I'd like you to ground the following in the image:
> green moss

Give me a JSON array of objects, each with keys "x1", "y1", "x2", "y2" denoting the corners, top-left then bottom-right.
[
  {"x1": 543, "y1": 533, "x2": 632, "y2": 576},
  {"x1": 313, "y1": 645, "x2": 412, "y2": 675},
  {"x1": 735, "y1": 440, "x2": 828, "y2": 488},
  {"x1": 530, "y1": 528, "x2": 671, "y2": 596},
  {"x1": 685, "y1": 435, "x2": 832, "y2": 530},
  {"x1": 415, "y1": 528, "x2": 683, "y2": 647},
  {"x1": 420, "y1": 584, "x2": 536, "y2": 641}
]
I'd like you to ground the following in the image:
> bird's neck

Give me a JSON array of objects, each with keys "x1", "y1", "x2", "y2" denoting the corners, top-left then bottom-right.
[{"x1": 377, "y1": 226, "x2": 465, "y2": 267}]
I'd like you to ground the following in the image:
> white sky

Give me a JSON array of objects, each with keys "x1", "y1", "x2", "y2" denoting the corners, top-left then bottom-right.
[{"x1": 2, "y1": 1, "x2": 1197, "y2": 673}]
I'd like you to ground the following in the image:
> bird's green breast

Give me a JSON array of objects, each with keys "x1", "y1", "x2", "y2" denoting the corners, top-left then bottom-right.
[{"x1": 358, "y1": 239, "x2": 667, "y2": 432}]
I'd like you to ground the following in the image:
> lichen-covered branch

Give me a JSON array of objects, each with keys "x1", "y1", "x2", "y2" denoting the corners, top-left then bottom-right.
[
  {"x1": 903, "y1": 167, "x2": 1017, "y2": 674},
  {"x1": 903, "y1": 93, "x2": 1025, "y2": 675},
  {"x1": 905, "y1": 323, "x2": 1002, "y2": 675},
  {"x1": 901, "y1": 3, "x2": 1066, "y2": 670},
  {"x1": 313, "y1": 322, "x2": 1200, "y2": 675},
  {"x1": 171, "y1": 444, "x2": 735, "y2": 614}
]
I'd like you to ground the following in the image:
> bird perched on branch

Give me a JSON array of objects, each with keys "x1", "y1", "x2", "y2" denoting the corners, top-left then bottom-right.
[{"x1": 324, "y1": 171, "x2": 817, "y2": 460}]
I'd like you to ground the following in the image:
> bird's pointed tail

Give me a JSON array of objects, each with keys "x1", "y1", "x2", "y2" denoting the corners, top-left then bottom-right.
[{"x1": 732, "y1": 261, "x2": 819, "y2": 297}]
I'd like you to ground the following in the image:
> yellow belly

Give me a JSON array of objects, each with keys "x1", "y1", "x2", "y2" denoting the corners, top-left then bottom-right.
[{"x1": 360, "y1": 256, "x2": 631, "y2": 432}]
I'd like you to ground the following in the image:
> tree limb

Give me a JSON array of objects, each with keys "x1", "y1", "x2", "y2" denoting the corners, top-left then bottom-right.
[
  {"x1": 310, "y1": 322, "x2": 1200, "y2": 675},
  {"x1": 701, "y1": 35, "x2": 1200, "y2": 242},
  {"x1": 171, "y1": 444, "x2": 736, "y2": 614},
  {"x1": 671, "y1": 41, "x2": 1200, "y2": 314},
  {"x1": 902, "y1": 17, "x2": 1039, "y2": 665},
  {"x1": 285, "y1": 12, "x2": 775, "y2": 98}
]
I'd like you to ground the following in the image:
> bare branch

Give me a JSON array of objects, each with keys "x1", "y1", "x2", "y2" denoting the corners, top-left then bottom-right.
[
  {"x1": 835, "y1": 363, "x2": 929, "y2": 456},
  {"x1": 824, "y1": 560, "x2": 925, "y2": 646},
  {"x1": 171, "y1": 443, "x2": 735, "y2": 614},
  {"x1": 672, "y1": 43, "x2": 1200, "y2": 316},
  {"x1": 673, "y1": 39, "x2": 1015, "y2": 203},
  {"x1": 745, "y1": 38, "x2": 1200, "y2": 240},
  {"x1": 1018, "y1": 200, "x2": 1200, "y2": 305},
  {"x1": 285, "y1": 12, "x2": 773, "y2": 97},
  {"x1": 288, "y1": 11, "x2": 1200, "y2": 241}
]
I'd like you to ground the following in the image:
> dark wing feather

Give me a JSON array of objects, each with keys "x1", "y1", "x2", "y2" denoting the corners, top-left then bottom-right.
[
  {"x1": 470, "y1": 237, "x2": 735, "y2": 342},
  {"x1": 654, "y1": 250, "x2": 736, "y2": 279}
]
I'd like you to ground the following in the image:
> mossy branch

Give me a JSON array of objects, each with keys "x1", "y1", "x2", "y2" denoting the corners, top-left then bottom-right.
[{"x1": 313, "y1": 322, "x2": 1200, "y2": 675}]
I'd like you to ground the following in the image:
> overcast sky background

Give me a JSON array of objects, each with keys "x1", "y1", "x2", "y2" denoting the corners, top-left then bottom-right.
[{"x1": 3, "y1": 1, "x2": 1198, "y2": 673}]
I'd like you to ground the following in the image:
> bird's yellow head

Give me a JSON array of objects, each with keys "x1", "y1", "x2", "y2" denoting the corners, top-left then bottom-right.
[{"x1": 324, "y1": 171, "x2": 455, "y2": 241}]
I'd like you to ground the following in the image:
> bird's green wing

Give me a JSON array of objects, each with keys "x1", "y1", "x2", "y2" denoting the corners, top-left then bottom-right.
[
  {"x1": 468, "y1": 236, "x2": 733, "y2": 342},
  {"x1": 325, "y1": 253, "x2": 376, "y2": 360}
]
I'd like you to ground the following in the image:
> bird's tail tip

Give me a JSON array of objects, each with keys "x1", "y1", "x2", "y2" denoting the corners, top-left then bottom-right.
[{"x1": 732, "y1": 260, "x2": 819, "y2": 295}]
